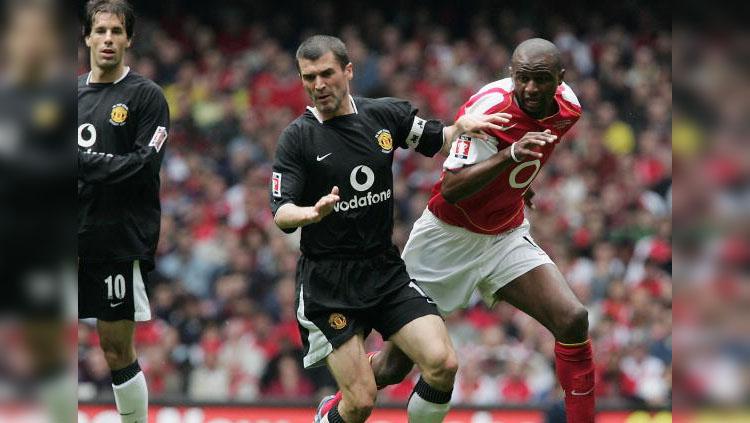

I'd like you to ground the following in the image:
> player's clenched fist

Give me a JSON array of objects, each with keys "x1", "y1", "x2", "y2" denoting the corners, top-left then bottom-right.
[{"x1": 509, "y1": 129, "x2": 557, "y2": 162}]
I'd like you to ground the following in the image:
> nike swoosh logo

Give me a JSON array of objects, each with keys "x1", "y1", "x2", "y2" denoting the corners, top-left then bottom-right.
[
  {"x1": 571, "y1": 388, "x2": 594, "y2": 396},
  {"x1": 110, "y1": 302, "x2": 124, "y2": 308},
  {"x1": 316, "y1": 153, "x2": 332, "y2": 161},
  {"x1": 498, "y1": 123, "x2": 517, "y2": 131}
]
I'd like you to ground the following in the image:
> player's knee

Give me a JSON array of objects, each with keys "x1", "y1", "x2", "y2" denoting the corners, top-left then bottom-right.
[
  {"x1": 557, "y1": 305, "x2": 589, "y2": 340},
  {"x1": 99, "y1": 337, "x2": 134, "y2": 369},
  {"x1": 421, "y1": 346, "x2": 458, "y2": 386},
  {"x1": 344, "y1": 385, "x2": 376, "y2": 421}
]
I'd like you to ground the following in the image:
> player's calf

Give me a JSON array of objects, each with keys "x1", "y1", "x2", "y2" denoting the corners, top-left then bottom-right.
[{"x1": 371, "y1": 346, "x2": 414, "y2": 387}]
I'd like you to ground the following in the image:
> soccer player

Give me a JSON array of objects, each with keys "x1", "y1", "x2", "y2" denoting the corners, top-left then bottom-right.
[
  {"x1": 269, "y1": 35, "x2": 510, "y2": 423},
  {"x1": 78, "y1": 1, "x2": 169, "y2": 422},
  {"x1": 363, "y1": 38, "x2": 596, "y2": 423},
  {"x1": 0, "y1": 0, "x2": 75, "y2": 421}
]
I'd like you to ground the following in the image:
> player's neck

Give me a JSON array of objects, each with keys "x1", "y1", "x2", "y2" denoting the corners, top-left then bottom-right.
[{"x1": 89, "y1": 63, "x2": 128, "y2": 84}]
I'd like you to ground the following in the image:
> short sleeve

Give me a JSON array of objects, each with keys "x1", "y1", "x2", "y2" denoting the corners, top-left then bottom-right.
[{"x1": 442, "y1": 134, "x2": 498, "y2": 171}]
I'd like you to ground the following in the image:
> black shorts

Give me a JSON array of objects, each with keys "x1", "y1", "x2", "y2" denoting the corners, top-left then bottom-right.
[
  {"x1": 295, "y1": 247, "x2": 440, "y2": 368},
  {"x1": 0, "y1": 261, "x2": 73, "y2": 319},
  {"x1": 78, "y1": 260, "x2": 151, "y2": 322}
]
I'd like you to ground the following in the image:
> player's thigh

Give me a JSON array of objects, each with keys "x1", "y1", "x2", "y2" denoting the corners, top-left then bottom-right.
[
  {"x1": 388, "y1": 314, "x2": 456, "y2": 372},
  {"x1": 325, "y1": 332, "x2": 377, "y2": 400},
  {"x1": 96, "y1": 319, "x2": 136, "y2": 352},
  {"x1": 78, "y1": 260, "x2": 151, "y2": 322},
  {"x1": 494, "y1": 263, "x2": 584, "y2": 333},
  {"x1": 476, "y1": 222, "x2": 555, "y2": 307},
  {"x1": 402, "y1": 209, "x2": 490, "y2": 314}
]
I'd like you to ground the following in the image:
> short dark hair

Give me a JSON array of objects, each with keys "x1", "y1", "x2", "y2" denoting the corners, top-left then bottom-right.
[
  {"x1": 83, "y1": 0, "x2": 134, "y2": 39},
  {"x1": 295, "y1": 35, "x2": 350, "y2": 72}
]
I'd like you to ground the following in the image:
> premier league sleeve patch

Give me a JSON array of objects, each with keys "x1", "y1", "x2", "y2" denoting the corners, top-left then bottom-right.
[
  {"x1": 272, "y1": 172, "x2": 282, "y2": 197},
  {"x1": 443, "y1": 134, "x2": 496, "y2": 170},
  {"x1": 148, "y1": 126, "x2": 168, "y2": 152}
]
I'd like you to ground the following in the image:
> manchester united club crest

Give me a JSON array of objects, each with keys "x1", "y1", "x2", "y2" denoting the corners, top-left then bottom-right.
[
  {"x1": 109, "y1": 103, "x2": 129, "y2": 126},
  {"x1": 375, "y1": 129, "x2": 393, "y2": 153},
  {"x1": 329, "y1": 313, "x2": 347, "y2": 330}
]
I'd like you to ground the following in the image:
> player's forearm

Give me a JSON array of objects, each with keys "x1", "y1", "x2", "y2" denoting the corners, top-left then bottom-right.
[
  {"x1": 274, "y1": 203, "x2": 315, "y2": 230},
  {"x1": 440, "y1": 125, "x2": 458, "y2": 156},
  {"x1": 441, "y1": 149, "x2": 513, "y2": 203},
  {"x1": 78, "y1": 146, "x2": 159, "y2": 184}
]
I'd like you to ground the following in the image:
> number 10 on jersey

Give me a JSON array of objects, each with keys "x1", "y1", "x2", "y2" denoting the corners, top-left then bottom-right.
[{"x1": 104, "y1": 274, "x2": 126, "y2": 300}]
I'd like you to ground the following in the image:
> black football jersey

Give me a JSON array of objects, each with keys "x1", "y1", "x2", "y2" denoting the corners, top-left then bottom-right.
[
  {"x1": 77, "y1": 69, "x2": 169, "y2": 269},
  {"x1": 270, "y1": 96, "x2": 445, "y2": 258},
  {"x1": 0, "y1": 76, "x2": 74, "y2": 272}
]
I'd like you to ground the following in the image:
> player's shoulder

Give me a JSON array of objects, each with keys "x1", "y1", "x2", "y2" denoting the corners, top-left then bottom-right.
[
  {"x1": 356, "y1": 96, "x2": 408, "y2": 112},
  {"x1": 463, "y1": 78, "x2": 514, "y2": 115},
  {"x1": 123, "y1": 72, "x2": 165, "y2": 97},
  {"x1": 357, "y1": 97, "x2": 414, "y2": 124},
  {"x1": 556, "y1": 82, "x2": 582, "y2": 114},
  {"x1": 281, "y1": 112, "x2": 314, "y2": 141},
  {"x1": 77, "y1": 73, "x2": 88, "y2": 88}
]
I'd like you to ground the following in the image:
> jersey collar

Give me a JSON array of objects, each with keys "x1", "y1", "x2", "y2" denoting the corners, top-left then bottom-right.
[
  {"x1": 86, "y1": 66, "x2": 131, "y2": 85},
  {"x1": 307, "y1": 95, "x2": 358, "y2": 123}
]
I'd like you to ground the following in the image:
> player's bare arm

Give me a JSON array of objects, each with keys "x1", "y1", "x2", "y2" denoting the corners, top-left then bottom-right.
[
  {"x1": 274, "y1": 186, "x2": 340, "y2": 229},
  {"x1": 440, "y1": 112, "x2": 512, "y2": 156},
  {"x1": 441, "y1": 130, "x2": 556, "y2": 203}
]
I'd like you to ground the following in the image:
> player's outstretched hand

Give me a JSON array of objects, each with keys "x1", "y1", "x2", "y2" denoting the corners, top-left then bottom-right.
[
  {"x1": 308, "y1": 186, "x2": 340, "y2": 223},
  {"x1": 509, "y1": 129, "x2": 557, "y2": 162},
  {"x1": 455, "y1": 112, "x2": 513, "y2": 140}
]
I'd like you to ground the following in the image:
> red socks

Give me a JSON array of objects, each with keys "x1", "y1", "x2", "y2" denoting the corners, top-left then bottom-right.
[{"x1": 554, "y1": 340, "x2": 595, "y2": 423}]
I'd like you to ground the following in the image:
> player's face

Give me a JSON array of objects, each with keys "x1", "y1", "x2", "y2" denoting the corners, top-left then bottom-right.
[
  {"x1": 2, "y1": 6, "x2": 58, "y2": 75},
  {"x1": 298, "y1": 51, "x2": 353, "y2": 118},
  {"x1": 85, "y1": 12, "x2": 131, "y2": 71},
  {"x1": 511, "y1": 57, "x2": 564, "y2": 119}
]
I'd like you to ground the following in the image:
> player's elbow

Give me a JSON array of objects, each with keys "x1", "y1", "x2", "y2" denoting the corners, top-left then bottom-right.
[
  {"x1": 441, "y1": 188, "x2": 459, "y2": 204},
  {"x1": 440, "y1": 177, "x2": 461, "y2": 204},
  {"x1": 273, "y1": 205, "x2": 299, "y2": 233},
  {"x1": 273, "y1": 216, "x2": 298, "y2": 234}
]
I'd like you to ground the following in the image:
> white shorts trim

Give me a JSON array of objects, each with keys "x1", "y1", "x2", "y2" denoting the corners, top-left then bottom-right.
[
  {"x1": 297, "y1": 285, "x2": 333, "y2": 368},
  {"x1": 402, "y1": 209, "x2": 553, "y2": 314},
  {"x1": 133, "y1": 260, "x2": 151, "y2": 321}
]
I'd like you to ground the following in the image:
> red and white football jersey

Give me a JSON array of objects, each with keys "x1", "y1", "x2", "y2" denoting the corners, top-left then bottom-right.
[{"x1": 428, "y1": 78, "x2": 582, "y2": 235}]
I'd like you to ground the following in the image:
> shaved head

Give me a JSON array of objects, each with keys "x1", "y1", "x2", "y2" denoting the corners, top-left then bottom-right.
[
  {"x1": 511, "y1": 38, "x2": 562, "y2": 71},
  {"x1": 509, "y1": 38, "x2": 564, "y2": 119}
]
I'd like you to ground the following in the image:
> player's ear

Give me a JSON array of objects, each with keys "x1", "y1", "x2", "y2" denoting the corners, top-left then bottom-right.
[
  {"x1": 344, "y1": 62, "x2": 353, "y2": 81},
  {"x1": 84, "y1": 35, "x2": 91, "y2": 48},
  {"x1": 558, "y1": 68, "x2": 565, "y2": 84}
]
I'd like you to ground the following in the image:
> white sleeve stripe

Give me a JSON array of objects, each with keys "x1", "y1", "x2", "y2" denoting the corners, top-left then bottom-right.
[
  {"x1": 406, "y1": 116, "x2": 427, "y2": 148},
  {"x1": 466, "y1": 91, "x2": 505, "y2": 115}
]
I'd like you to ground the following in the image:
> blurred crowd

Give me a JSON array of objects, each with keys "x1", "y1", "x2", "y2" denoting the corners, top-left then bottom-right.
[
  {"x1": 672, "y1": 25, "x2": 749, "y2": 410},
  {"x1": 77, "y1": 1, "x2": 672, "y2": 409}
]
